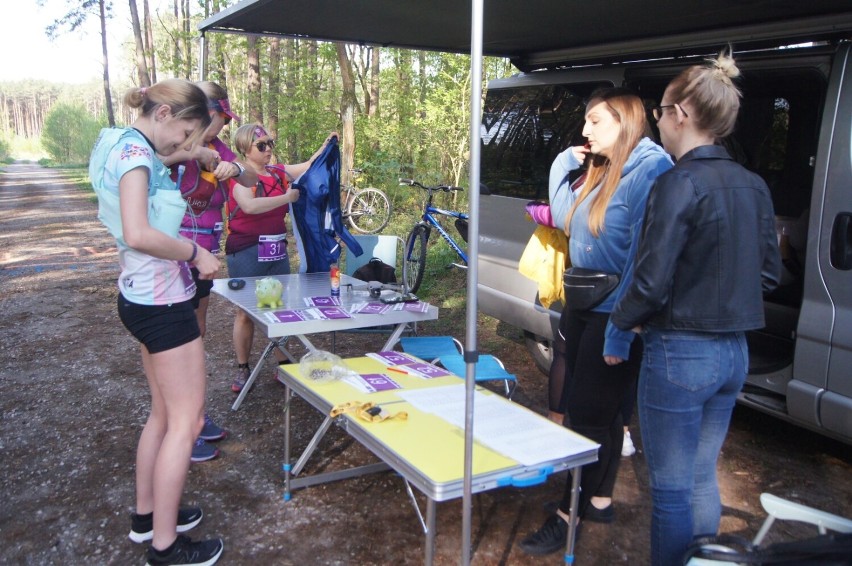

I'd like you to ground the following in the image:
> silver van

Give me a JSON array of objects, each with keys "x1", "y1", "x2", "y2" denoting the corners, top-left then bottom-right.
[{"x1": 478, "y1": 41, "x2": 852, "y2": 444}]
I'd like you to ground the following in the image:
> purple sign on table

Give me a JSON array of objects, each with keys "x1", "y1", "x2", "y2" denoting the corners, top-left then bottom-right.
[
  {"x1": 404, "y1": 362, "x2": 453, "y2": 378},
  {"x1": 368, "y1": 351, "x2": 417, "y2": 366},
  {"x1": 360, "y1": 373, "x2": 402, "y2": 391},
  {"x1": 316, "y1": 306, "x2": 352, "y2": 320},
  {"x1": 270, "y1": 310, "x2": 306, "y2": 323},
  {"x1": 305, "y1": 296, "x2": 341, "y2": 307}
]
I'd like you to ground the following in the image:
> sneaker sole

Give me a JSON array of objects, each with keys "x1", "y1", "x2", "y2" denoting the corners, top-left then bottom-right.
[
  {"x1": 145, "y1": 539, "x2": 223, "y2": 566},
  {"x1": 190, "y1": 447, "x2": 220, "y2": 463},
  {"x1": 198, "y1": 431, "x2": 227, "y2": 442},
  {"x1": 128, "y1": 513, "x2": 204, "y2": 543}
]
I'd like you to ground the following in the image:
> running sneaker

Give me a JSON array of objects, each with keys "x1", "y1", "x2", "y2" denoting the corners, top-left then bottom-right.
[
  {"x1": 622, "y1": 430, "x2": 637, "y2": 457},
  {"x1": 129, "y1": 507, "x2": 203, "y2": 543},
  {"x1": 198, "y1": 415, "x2": 227, "y2": 442},
  {"x1": 190, "y1": 438, "x2": 219, "y2": 463},
  {"x1": 231, "y1": 366, "x2": 249, "y2": 393},
  {"x1": 146, "y1": 534, "x2": 223, "y2": 566}
]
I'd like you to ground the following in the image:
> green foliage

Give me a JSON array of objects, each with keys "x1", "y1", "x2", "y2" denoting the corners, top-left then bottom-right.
[
  {"x1": 41, "y1": 103, "x2": 105, "y2": 165},
  {"x1": 0, "y1": 135, "x2": 9, "y2": 161}
]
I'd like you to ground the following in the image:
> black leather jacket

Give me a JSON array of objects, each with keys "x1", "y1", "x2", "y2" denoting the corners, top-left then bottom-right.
[{"x1": 611, "y1": 145, "x2": 781, "y2": 332}]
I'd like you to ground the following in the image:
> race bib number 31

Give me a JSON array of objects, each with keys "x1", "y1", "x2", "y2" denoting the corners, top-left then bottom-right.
[{"x1": 258, "y1": 234, "x2": 287, "y2": 262}]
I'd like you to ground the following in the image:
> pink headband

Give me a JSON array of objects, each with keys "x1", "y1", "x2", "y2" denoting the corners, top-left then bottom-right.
[
  {"x1": 253, "y1": 125, "x2": 269, "y2": 139},
  {"x1": 207, "y1": 98, "x2": 241, "y2": 123}
]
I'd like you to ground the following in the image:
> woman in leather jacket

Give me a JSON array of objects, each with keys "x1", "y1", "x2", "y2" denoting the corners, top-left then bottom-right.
[{"x1": 611, "y1": 50, "x2": 781, "y2": 566}]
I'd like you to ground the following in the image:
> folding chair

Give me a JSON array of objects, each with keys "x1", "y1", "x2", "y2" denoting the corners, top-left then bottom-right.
[
  {"x1": 399, "y1": 335, "x2": 517, "y2": 398},
  {"x1": 685, "y1": 492, "x2": 852, "y2": 565}
]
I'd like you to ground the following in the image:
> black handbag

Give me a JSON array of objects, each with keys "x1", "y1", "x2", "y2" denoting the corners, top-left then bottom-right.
[{"x1": 562, "y1": 267, "x2": 620, "y2": 311}]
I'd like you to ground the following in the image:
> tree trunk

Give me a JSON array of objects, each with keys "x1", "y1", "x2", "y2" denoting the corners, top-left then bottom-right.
[
  {"x1": 369, "y1": 47, "x2": 380, "y2": 118},
  {"x1": 247, "y1": 35, "x2": 262, "y2": 124},
  {"x1": 182, "y1": 0, "x2": 192, "y2": 78},
  {"x1": 129, "y1": 0, "x2": 151, "y2": 86},
  {"x1": 99, "y1": 0, "x2": 115, "y2": 126},
  {"x1": 267, "y1": 37, "x2": 281, "y2": 138},
  {"x1": 336, "y1": 44, "x2": 357, "y2": 185},
  {"x1": 143, "y1": 0, "x2": 157, "y2": 83}
]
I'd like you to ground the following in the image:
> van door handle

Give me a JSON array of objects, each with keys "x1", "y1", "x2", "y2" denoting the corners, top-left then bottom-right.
[{"x1": 830, "y1": 212, "x2": 852, "y2": 270}]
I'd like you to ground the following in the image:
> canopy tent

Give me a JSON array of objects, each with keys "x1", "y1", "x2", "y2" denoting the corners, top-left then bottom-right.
[
  {"x1": 198, "y1": 1, "x2": 852, "y2": 563},
  {"x1": 199, "y1": 0, "x2": 852, "y2": 72}
]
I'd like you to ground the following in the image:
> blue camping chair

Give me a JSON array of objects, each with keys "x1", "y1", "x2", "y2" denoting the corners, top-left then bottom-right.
[{"x1": 399, "y1": 335, "x2": 517, "y2": 398}]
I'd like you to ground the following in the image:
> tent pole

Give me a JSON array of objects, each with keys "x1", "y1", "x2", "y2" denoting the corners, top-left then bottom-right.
[{"x1": 461, "y1": 0, "x2": 484, "y2": 564}]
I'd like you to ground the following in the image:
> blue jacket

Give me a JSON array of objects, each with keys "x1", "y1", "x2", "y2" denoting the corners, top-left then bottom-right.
[
  {"x1": 611, "y1": 145, "x2": 781, "y2": 332},
  {"x1": 549, "y1": 137, "x2": 673, "y2": 359},
  {"x1": 290, "y1": 139, "x2": 362, "y2": 273}
]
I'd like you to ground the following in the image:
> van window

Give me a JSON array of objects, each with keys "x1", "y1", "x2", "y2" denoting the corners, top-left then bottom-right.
[{"x1": 480, "y1": 82, "x2": 611, "y2": 199}]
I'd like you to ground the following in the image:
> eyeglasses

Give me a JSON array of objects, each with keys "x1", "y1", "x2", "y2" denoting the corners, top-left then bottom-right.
[
  {"x1": 254, "y1": 139, "x2": 275, "y2": 152},
  {"x1": 652, "y1": 103, "x2": 688, "y2": 122},
  {"x1": 219, "y1": 112, "x2": 232, "y2": 125}
]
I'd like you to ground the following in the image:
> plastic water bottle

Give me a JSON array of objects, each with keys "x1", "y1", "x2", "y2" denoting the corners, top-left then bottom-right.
[{"x1": 330, "y1": 263, "x2": 340, "y2": 297}]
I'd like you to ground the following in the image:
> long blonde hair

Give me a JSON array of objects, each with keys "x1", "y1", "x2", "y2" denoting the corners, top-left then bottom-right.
[{"x1": 565, "y1": 88, "x2": 652, "y2": 238}]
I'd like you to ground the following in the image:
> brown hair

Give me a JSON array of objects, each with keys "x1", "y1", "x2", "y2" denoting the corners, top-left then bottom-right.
[
  {"x1": 665, "y1": 47, "x2": 742, "y2": 140},
  {"x1": 196, "y1": 80, "x2": 228, "y2": 103},
  {"x1": 565, "y1": 87, "x2": 652, "y2": 238},
  {"x1": 123, "y1": 79, "x2": 211, "y2": 145}
]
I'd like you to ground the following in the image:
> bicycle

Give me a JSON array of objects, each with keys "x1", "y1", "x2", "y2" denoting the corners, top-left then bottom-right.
[
  {"x1": 340, "y1": 168, "x2": 391, "y2": 234},
  {"x1": 400, "y1": 178, "x2": 469, "y2": 294}
]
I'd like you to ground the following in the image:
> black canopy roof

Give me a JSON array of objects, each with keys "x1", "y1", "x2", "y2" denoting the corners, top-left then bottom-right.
[{"x1": 199, "y1": 0, "x2": 852, "y2": 71}]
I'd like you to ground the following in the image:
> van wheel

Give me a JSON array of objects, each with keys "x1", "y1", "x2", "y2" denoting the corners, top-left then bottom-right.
[{"x1": 523, "y1": 331, "x2": 552, "y2": 376}]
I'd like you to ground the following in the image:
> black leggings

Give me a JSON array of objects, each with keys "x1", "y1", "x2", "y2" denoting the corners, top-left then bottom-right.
[{"x1": 556, "y1": 307, "x2": 642, "y2": 516}]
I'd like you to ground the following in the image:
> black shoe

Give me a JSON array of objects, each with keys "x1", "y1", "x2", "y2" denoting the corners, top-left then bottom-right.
[
  {"x1": 146, "y1": 535, "x2": 224, "y2": 566},
  {"x1": 129, "y1": 507, "x2": 203, "y2": 543},
  {"x1": 584, "y1": 502, "x2": 614, "y2": 523},
  {"x1": 519, "y1": 514, "x2": 569, "y2": 556}
]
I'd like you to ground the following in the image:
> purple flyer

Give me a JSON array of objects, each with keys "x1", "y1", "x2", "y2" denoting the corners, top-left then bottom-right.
[
  {"x1": 394, "y1": 301, "x2": 429, "y2": 313},
  {"x1": 403, "y1": 362, "x2": 453, "y2": 378},
  {"x1": 359, "y1": 373, "x2": 402, "y2": 392},
  {"x1": 367, "y1": 351, "x2": 417, "y2": 366},
  {"x1": 268, "y1": 310, "x2": 306, "y2": 323},
  {"x1": 316, "y1": 306, "x2": 352, "y2": 319}
]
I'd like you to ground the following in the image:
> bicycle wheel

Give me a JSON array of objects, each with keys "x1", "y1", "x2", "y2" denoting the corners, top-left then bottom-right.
[
  {"x1": 403, "y1": 224, "x2": 428, "y2": 294},
  {"x1": 347, "y1": 187, "x2": 391, "y2": 234}
]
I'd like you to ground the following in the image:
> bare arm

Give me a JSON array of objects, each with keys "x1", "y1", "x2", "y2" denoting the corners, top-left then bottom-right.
[{"x1": 232, "y1": 181, "x2": 300, "y2": 215}]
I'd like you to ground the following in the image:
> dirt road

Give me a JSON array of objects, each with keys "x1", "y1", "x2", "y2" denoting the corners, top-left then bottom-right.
[{"x1": 1, "y1": 162, "x2": 850, "y2": 565}]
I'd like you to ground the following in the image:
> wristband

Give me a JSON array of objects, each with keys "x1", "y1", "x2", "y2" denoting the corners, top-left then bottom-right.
[
  {"x1": 231, "y1": 161, "x2": 245, "y2": 177},
  {"x1": 187, "y1": 242, "x2": 198, "y2": 264}
]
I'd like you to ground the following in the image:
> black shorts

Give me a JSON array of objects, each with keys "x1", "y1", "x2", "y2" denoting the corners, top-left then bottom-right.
[
  {"x1": 191, "y1": 267, "x2": 214, "y2": 309},
  {"x1": 117, "y1": 294, "x2": 201, "y2": 354}
]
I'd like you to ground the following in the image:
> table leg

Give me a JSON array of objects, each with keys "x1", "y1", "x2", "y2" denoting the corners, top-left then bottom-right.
[
  {"x1": 424, "y1": 497, "x2": 437, "y2": 566},
  {"x1": 380, "y1": 323, "x2": 408, "y2": 351},
  {"x1": 564, "y1": 465, "x2": 583, "y2": 563},
  {"x1": 283, "y1": 384, "x2": 292, "y2": 501},
  {"x1": 231, "y1": 336, "x2": 294, "y2": 411}
]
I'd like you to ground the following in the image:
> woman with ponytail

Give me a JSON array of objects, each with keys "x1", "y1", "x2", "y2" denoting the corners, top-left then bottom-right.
[{"x1": 612, "y1": 49, "x2": 781, "y2": 565}]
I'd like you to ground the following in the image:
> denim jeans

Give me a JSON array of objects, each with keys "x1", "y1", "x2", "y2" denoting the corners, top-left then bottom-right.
[{"x1": 638, "y1": 328, "x2": 748, "y2": 566}]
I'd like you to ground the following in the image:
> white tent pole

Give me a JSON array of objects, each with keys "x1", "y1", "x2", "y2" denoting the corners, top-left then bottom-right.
[{"x1": 461, "y1": 0, "x2": 484, "y2": 564}]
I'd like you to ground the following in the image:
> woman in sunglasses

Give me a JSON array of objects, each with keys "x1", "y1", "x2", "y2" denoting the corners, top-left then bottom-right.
[
  {"x1": 611, "y1": 50, "x2": 781, "y2": 565},
  {"x1": 226, "y1": 123, "x2": 337, "y2": 393},
  {"x1": 161, "y1": 81, "x2": 256, "y2": 463}
]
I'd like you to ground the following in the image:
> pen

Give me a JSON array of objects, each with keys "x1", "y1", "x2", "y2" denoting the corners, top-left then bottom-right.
[{"x1": 387, "y1": 366, "x2": 413, "y2": 375}]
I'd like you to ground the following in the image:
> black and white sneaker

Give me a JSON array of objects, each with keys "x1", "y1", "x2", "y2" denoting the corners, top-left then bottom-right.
[
  {"x1": 146, "y1": 535, "x2": 223, "y2": 566},
  {"x1": 129, "y1": 507, "x2": 203, "y2": 543}
]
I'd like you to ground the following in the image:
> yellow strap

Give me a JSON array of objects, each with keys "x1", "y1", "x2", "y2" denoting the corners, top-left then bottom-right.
[{"x1": 330, "y1": 401, "x2": 408, "y2": 423}]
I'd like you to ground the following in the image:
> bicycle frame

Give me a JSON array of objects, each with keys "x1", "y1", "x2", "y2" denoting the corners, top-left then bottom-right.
[{"x1": 419, "y1": 204, "x2": 468, "y2": 264}]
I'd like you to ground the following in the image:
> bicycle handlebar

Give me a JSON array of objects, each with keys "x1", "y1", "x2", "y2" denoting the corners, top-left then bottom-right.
[{"x1": 398, "y1": 178, "x2": 464, "y2": 192}]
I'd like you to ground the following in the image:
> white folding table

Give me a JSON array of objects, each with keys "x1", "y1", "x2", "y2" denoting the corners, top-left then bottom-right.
[{"x1": 211, "y1": 272, "x2": 439, "y2": 410}]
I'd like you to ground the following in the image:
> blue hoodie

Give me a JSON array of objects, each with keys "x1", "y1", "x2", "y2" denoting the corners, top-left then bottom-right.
[{"x1": 549, "y1": 137, "x2": 673, "y2": 359}]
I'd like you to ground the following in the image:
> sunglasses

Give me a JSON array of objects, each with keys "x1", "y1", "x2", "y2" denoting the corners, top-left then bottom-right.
[
  {"x1": 219, "y1": 112, "x2": 232, "y2": 125},
  {"x1": 254, "y1": 139, "x2": 275, "y2": 152}
]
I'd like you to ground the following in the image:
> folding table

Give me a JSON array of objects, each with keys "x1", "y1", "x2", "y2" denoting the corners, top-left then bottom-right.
[
  {"x1": 277, "y1": 355, "x2": 599, "y2": 565},
  {"x1": 211, "y1": 272, "x2": 439, "y2": 410}
]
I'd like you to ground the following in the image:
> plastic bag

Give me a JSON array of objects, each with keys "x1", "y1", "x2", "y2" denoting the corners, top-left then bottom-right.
[
  {"x1": 299, "y1": 350, "x2": 353, "y2": 382},
  {"x1": 518, "y1": 224, "x2": 568, "y2": 308}
]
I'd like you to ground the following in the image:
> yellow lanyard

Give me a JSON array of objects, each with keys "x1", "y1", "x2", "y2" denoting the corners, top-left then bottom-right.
[{"x1": 330, "y1": 401, "x2": 408, "y2": 423}]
